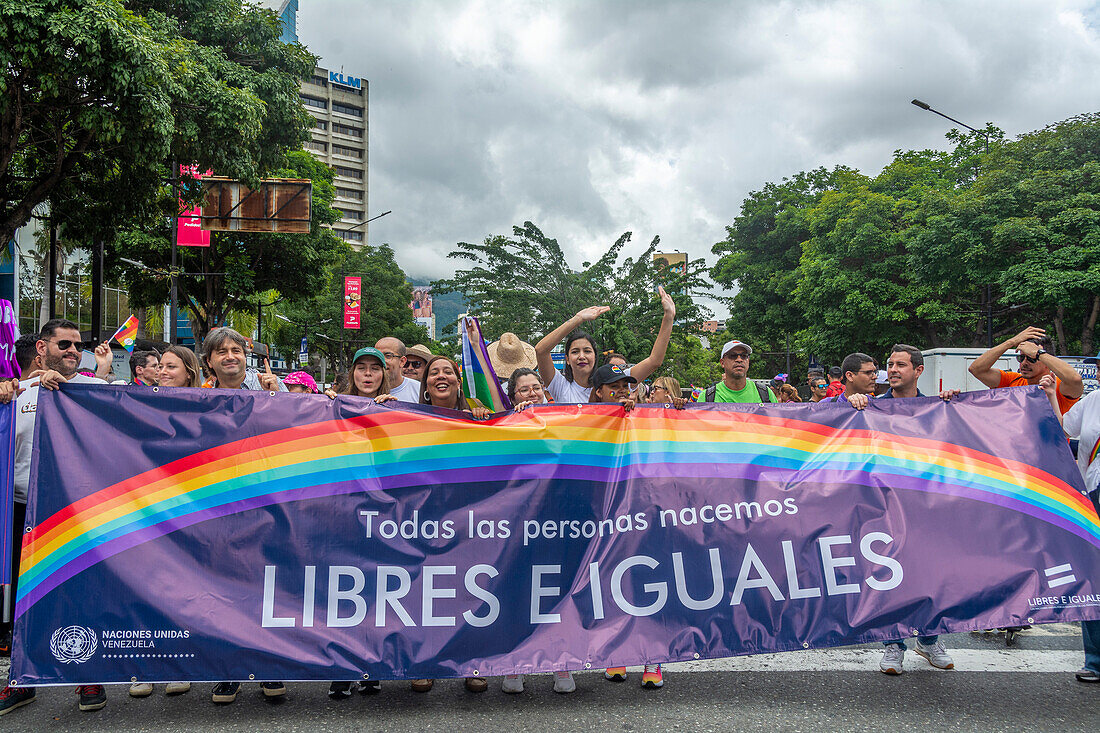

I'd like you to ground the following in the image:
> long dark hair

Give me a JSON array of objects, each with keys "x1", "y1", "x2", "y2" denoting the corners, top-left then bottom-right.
[
  {"x1": 419, "y1": 355, "x2": 466, "y2": 410},
  {"x1": 562, "y1": 330, "x2": 598, "y2": 384}
]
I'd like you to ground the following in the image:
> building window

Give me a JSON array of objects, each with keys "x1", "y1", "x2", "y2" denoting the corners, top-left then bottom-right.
[
  {"x1": 309, "y1": 75, "x2": 328, "y2": 87},
  {"x1": 332, "y1": 122, "x2": 363, "y2": 138},
  {"x1": 300, "y1": 95, "x2": 327, "y2": 110},
  {"x1": 312, "y1": 119, "x2": 328, "y2": 131},
  {"x1": 336, "y1": 208, "x2": 363, "y2": 220},
  {"x1": 332, "y1": 144, "x2": 362, "y2": 159},
  {"x1": 304, "y1": 140, "x2": 327, "y2": 152},
  {"x1": 332, "y1": 102, "x2": 363, "y2": 117},
  {"x1": 333, "y1": 165, "x2": 363, "y2": 179},
  {"x1": 339, "y1": 230, "x2": 364, "y2": 242},
  {"x1": 336, "y1": 187, "x2": 363, "y2": 201}
]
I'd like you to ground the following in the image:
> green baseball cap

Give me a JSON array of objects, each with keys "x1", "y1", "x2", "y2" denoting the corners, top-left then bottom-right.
[{"x1": 352, "y1": 346, "x2": 386, "y2": 366}]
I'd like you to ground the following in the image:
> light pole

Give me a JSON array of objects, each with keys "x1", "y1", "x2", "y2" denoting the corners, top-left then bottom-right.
[{"x1": 910, "y1": 99, "x2": 993, "y2": 346}]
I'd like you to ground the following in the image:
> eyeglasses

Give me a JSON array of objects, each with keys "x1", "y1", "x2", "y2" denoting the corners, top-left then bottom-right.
[
  {"x1": 724, "y1": 353, "x2": 750, "y2": 361},
  {"x1": 49, "y1": 339, "x2": 83, "y2": 351},
  {"x1": 382, "y1": 352, "x2": 400, "y2": 360},
  {"x1": 1016, "y1": 354, "x2": 1038, "y2": 364},
  {"x1": 857, "y1": 368, "x2": 878, "y2": 376},
  {"x1": 405, "y1": 360, "x2": 425, "y2": 369},
  {"x1": 811, "y1": 383, "x2": 827, "y2": 390}
]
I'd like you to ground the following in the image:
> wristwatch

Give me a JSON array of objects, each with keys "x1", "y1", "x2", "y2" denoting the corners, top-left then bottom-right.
[{"x1": 1035, "y1": 349, "x2": 1048, "y2": 358}]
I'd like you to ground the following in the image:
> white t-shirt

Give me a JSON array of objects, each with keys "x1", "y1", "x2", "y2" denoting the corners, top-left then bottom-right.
[
  {"x1": 546, "y1": 367, "x2": 633, "y2": 404},
  {"x1": 389, "y1": 376, "x2": 421, "y2": 402},
  {"x1": 14, "y1": 374, "x2": 106, "y2": 504},
  {"x1": 1063, "y1": 389, "x2": 1100, "y2": 497}
]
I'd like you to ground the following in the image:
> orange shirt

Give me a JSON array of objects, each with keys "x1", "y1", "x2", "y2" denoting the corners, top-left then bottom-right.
[{"x1": 997, "y1": 370, "x2": 1079, "y2": 414}]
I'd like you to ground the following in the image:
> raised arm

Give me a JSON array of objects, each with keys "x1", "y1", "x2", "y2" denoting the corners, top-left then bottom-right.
[
  {"x1": 629, "y1": 286, "x2": 676, "y2": 383},
  {"x1": 1019, "y1": 339, "x2": 1084, "y2": 400},
  {"x1": 968, "y1": 326, "x2": 1046, "y2": 388},
  {"x1": 534, "y1": 306, "x2": 609, "y2": 383}
]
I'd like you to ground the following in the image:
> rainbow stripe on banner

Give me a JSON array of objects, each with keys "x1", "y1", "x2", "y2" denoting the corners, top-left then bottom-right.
[{"x1": 16, "y1": 405, "x2": 1100, "y2": 615}]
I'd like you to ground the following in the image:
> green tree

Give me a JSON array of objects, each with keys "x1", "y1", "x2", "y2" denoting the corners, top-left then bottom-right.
[
  {"x1": 710, "y1": 167, "x2": 853, "y2": 361},
  {"x1": 433, "y1": 221, "x2": 712, "y2": 366},
  {"x1": 268, "y1": 243, "x2": 430, "y2": 371},
  {"x1": 0, "y1": 0, "x2": 316, "y2": 246}
]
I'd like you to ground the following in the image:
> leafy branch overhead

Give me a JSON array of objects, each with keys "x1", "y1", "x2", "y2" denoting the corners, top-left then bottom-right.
[{"x1": 433, "y1": 221, "x2": 713, "y2": 372}]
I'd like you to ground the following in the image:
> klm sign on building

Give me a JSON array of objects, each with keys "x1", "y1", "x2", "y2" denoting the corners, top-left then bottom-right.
[{"x1": 329, "y1": 71, "x2": 362, "y2": 90}]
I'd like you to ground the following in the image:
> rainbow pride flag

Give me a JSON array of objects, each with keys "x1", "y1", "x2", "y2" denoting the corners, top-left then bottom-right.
[
  {"x1": 460, "y1": 316, "x2": 511, "y2": 411},
  {"x1": 110, "y1": 314, "x2": 140, "y2": 352}
]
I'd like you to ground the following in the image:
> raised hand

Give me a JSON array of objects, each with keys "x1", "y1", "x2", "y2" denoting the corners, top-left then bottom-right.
[
  {"x1": 658, "y1": 285, "x2": 675, "y2": 317},
  {"x1": 574, "y1": 305, "x2": 610, "y2": 323},
  {"x1": 1009, "y1": 326, "x2": 1046, "y2": 348},
  {"x1": 258, "y1": 358, "x2": 280, "y2": 391}
]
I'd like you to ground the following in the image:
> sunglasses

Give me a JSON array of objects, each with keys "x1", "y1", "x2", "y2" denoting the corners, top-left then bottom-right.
[
  {"x1": 405, "y1": 360, "x2": 425, "y2": 369},
  {"x1": 1016, "y1": 354, "x2": 1038, "y2": 364},
  {"x1": 812, "y1": 383, "x2": 827, "y2": 389},
  {"x1": 49, "y1": 339, "x2": 83, "y2": 351}
]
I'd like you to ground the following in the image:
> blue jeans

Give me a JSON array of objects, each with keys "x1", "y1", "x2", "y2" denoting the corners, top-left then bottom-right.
[
  {"x1": 884, "y1": 636, "x2": 938, "y2": 650},
  {"x1": 1084, "y1": 620, "x2": 1100, "y2": 673}
]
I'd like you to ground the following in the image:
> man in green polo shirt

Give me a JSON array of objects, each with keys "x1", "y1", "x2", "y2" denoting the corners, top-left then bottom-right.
[{"x1": 704, "y1": 339, "x2": 777, "y2": 403}]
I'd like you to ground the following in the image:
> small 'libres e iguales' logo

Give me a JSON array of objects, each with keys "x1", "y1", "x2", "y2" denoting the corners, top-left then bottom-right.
[{"x1": 49, "y1": 626, "x2": 98, "y2": 664}]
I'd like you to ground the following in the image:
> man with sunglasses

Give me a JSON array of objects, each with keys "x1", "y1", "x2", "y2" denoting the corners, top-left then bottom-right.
[
  {"x1": 968, "y1": 326, "x2": 1083, "y2": 414},
  {"x1": 0, "y1": 319, "x2": 114, "y2": 715},
  {"x1": 704, "y1": 340, "x2": 776, "y2": 403},
  {"x1": 403, "y1": 344, "x2": 432, "y2": 383}
]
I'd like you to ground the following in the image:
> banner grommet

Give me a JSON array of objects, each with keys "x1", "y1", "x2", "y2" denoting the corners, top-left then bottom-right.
[
  {"x1": 362, "y1": 673, "x2": 370, "y2": 679},
  {"x1": 248, "y1": 674, "x2": 255, "y2": 680}
]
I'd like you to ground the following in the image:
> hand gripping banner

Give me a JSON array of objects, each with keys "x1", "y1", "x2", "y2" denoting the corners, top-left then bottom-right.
[{"x1": 10, "y1": 384, "x2": 1100, "y2": 685}]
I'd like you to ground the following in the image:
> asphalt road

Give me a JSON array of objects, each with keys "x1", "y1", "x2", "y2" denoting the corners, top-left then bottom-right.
[{"x1": 2, "y1": 625, "x2": 1096, "y2": 732}]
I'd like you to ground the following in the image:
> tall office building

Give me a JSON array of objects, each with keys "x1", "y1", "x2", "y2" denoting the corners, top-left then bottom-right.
[
  {"x1": 261, "y1": 0, "x2": 299, "y2": 44},
  {"x1": 262, "y1": 2, "x2": 369, "y2": 245},
  {"x1": 300, "y1": 68, "x2": 369, "y2": 245}
]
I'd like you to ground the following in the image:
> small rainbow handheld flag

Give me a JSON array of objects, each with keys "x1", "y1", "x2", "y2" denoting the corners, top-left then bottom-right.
[
  {"x1": 110, "y1": 315, "x2": 140, "y2": 352},
  {"x1": 460, "y1": 316, "x2": 511, "y2": 412},
  {"x1": 689, "y1": 384, "x2": 704, "y2": 402}
]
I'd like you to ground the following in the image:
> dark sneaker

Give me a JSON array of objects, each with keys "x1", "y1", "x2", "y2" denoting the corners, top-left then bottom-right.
[
  {"x1": 1076, "y1": 667, "x2": 1100, "y2": 683},
  {"x1": 328, "y1": 682, "x2": 352, "y2": 699},
  {"x1": 0, "y1": 685, "x2": 36, "y2": 715},
  {"x1": 211, "y1": 681, "x2": 240, "y2": 703},
  {"x1": 261, "y1": 681, "x2": 286, "y2": 697},
  {"x1": 76, "y1": 685, "x2": 107, "y2": 711},
  {"x1": 356, "y1": 680, "x2": 381, "y2": 695}
]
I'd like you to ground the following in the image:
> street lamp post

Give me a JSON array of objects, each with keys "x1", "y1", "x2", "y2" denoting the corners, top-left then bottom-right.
[{"x1": 910, "y1": 99, "x2": 993, "y2": 346}]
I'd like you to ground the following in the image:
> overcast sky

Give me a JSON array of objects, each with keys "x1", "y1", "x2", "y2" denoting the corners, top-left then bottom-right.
[{"x1": 297, "y1": 0, "x2": 1100, "y2": 313}]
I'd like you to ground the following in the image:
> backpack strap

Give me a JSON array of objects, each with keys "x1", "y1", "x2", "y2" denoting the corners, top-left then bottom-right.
[
  {"x1": 705, "y1": 384, "x2": 717, "y2": 402},
  {"x1": 756, "y1": 383, "x2": 770, "y2": 403}
]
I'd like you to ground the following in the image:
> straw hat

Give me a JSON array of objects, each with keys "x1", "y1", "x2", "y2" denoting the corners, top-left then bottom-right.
[
  {"x1": 486, "y1": 332, "x2": 537, "y2": 377},
  {"x1": 406, "y1": 344, "x2": 433, "y2": 361}
]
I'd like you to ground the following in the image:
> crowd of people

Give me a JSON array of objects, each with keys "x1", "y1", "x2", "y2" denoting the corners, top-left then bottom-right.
[{"x1": 0, "y1": 303, "x2": 1097, "y2": 715}]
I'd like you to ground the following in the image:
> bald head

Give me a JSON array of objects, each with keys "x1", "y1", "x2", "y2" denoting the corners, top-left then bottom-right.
[{"x1": 375, "y1": 337, "x2": 407, "y2": 382}]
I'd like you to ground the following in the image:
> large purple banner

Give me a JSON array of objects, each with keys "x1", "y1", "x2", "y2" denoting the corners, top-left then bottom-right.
[{"x1": 10, "y1": 384, "x2": 1100, "y2": 685}]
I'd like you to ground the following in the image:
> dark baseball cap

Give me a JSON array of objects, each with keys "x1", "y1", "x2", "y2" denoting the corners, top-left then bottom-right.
[{"x1": 590, "y1": 363, "x2": 638, "y2": 391}]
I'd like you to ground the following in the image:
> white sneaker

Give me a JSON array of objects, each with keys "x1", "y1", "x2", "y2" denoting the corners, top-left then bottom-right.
[
  {"x1": 501, "y1": 674, "x2": 524, "y2": 694},
  {"x1": 165, "y1": 682, "x2": 190, "y2": 695},
  {"x1": 914, "y1": 639, "x2": 954, "y2": 669},
  {"x1": 553, "y1": 671, "x2": 576, "y2": 694},
  {"x1": 128, "y1": 682, "x2": 153, "y2": 697},
  {"x1": 880, "y1": 644, "x2": 904, "y2": 674}
]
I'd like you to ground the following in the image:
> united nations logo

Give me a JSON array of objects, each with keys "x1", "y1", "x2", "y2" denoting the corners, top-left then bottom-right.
[{"x1": 49, "y1": 626, "x2": 98, "y2": 664}]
